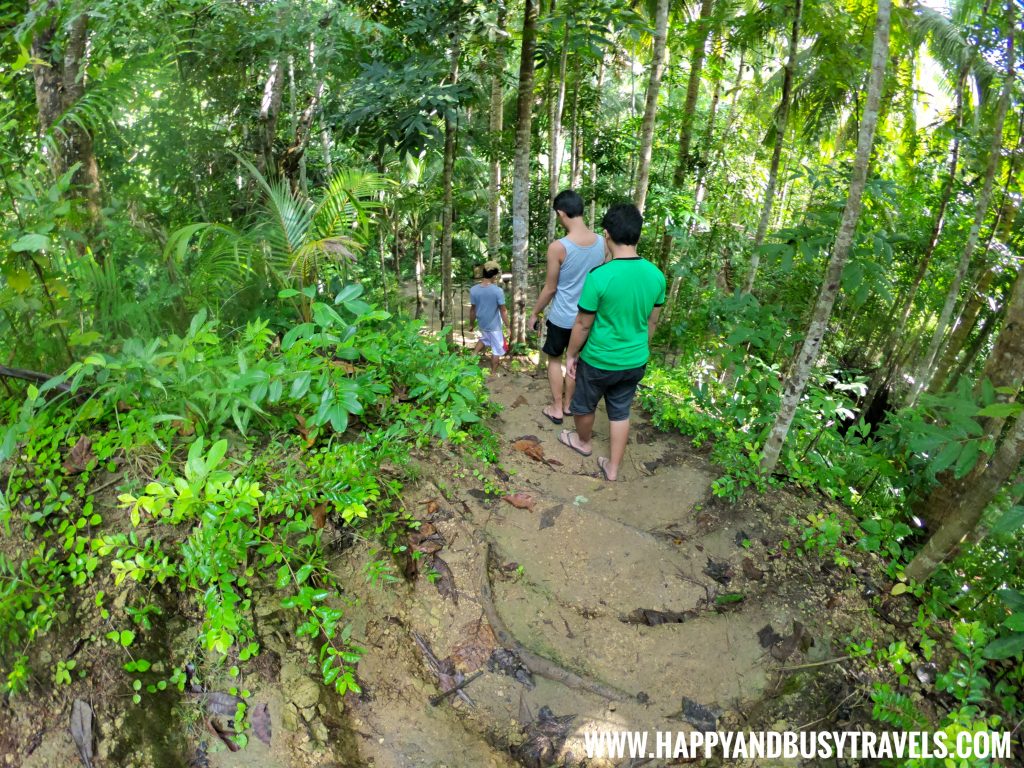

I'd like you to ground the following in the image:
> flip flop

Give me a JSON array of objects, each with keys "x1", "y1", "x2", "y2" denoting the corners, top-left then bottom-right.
[
  {"x1": 597, "y1": 456, "x2": 616, "y2": 482},
  {"x1": 558, "y1": 429, "x2": 592, "y2": 457},
  {"x1": 542, "y1": 408, "x2": 563, "y2": 425}
]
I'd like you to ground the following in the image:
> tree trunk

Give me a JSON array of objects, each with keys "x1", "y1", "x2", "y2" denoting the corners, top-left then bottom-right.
[
  {"x1": 32, "y1": 8, "x2": 102, "y2": 233},
  {"x1": 283, "y1": 42, "x2": 326, "y2": 193},
  {"x1": 905, "y1": 414, "x2": 1024, "y2": 583},
  {"x1": 656, "y1": 0, "x2": 715, "y2": 271},
  {"x1": 760, "y1": 0, "x2": 892, "y2": 476},
  {"x1": 439, "y1": 38, "x2": 461, "y2": 345},
  {"x1": 950, "y1": 305, "x2": 1000, "y2": 384},
  {"x1": 928, "y1": 267, "x2": 995, "y2": 393},
  {"x1": 569, "y1": 70, "x2": 582, "y2": 188},
  {"x1": 510, "y1": 0, "x2": 538, "y2": 343},
  {"x1": 546, "y1": 24, "x2": 570, "y2": 244},
  {"x1": 907, "y1": 21, "x2": 1014, "y2": 405},
  {"x1": 415, "y1": 228, "x2": 426, "y2": 319},
  {"x1": 742, "y1": 0, "x2": 803, "y2": 293},
  {"x1": 975, "y1": 266, "x2": 1024, "y2": 437},
  {"x1": 862, "y1": 71, "x2": 968, "y2": 411},
  {"x1": 257, "y1": 58, "x2": 285, "y2": 175},
  {"x1": 487, "y1": 5, "x2": 507, "y2": 259},
  {"x1": 588, "y1": 55, "x2": 607, "y2": 225},
  {"x1": 632, "y1": 0, "x2": 670, "y2": 213}
]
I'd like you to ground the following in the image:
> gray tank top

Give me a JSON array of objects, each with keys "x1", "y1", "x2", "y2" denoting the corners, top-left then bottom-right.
[{"x1": 547, "y1": 235, "x2": 606, "y2": 329}]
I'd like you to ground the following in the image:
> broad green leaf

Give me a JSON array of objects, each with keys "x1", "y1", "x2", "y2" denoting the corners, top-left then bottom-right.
[
  {"x1": 982, "y1": 633, "x2": 1024, "y2": 660},
  {"x1": 953, "y1": 440, "x2": 980, "y2": 479},
  {"x1": 11, "y1": 233, "x2": 50, "y2": 252},
  {"x1": 990, "y1": 506, "x2": 1024, "y2": 536},
  {"x1": 976, "y1": 402, "x2": 1022, "y2": 419}
]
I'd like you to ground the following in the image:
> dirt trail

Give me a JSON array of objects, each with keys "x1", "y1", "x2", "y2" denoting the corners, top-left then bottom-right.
[{"x1": 346, "y1": 366, "x2": 835, "y2": 767}]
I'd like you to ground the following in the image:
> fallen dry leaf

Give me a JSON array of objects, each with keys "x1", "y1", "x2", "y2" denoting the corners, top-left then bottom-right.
[
  {"x1": 510, "y1": 394, "x2": 528, "y2": 408},
  {"x1": 451, "y1": 620, "x2": 499, "y2": 671},
  {"x1": 512, "y1": 439, "x2": 546, "y2": 462},
  {"x1": 503, "y1": 493, "x2": 535, "y2": 511},
  {"x1": 312, "y1": 503, "x2": 327, "y2": 530},
  {"x1": 63, "y1": 436, "x2": 95, "y2": 474},
  {"x1": 432, "y1": 555, "x2": 458, "y2": 603},
  {"x1": 70, "y1": 699, "x2": 94, "y2": 768},
  {"x1": 250, "y1": 701, "x2": 272, "y2": 746}
]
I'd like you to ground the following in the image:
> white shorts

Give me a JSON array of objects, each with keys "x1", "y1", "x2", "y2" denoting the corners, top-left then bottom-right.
[{"x1": 479, "y1": 330, "x2": 505, "y2": 356}]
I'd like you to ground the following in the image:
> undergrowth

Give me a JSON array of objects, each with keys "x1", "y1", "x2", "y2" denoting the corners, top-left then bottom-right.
[{"x1": 0, "y1": 284, "x2": 495, "y2": 742}]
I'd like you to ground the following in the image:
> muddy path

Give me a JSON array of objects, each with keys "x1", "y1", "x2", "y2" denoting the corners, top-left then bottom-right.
[{"x1": 343, "y1": 365, "x2": 854, "y2": 767}]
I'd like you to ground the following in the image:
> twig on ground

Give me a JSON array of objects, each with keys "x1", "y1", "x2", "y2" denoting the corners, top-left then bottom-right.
[
  {"x1": 430, "y1": 670, "x2": 483, "y2": 706},
  {"x1": 777, "y1": 655, "x2": 852, "y2": 672}
]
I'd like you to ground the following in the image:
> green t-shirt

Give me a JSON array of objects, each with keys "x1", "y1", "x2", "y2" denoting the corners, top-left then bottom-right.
[{"x1": 577, "y1": 257, "x2": 666, "y2": 371}]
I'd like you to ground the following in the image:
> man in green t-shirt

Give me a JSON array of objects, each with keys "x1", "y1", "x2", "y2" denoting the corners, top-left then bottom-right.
[{"x1": 557, "y1": 203, "x2": 666, "y2": 481}]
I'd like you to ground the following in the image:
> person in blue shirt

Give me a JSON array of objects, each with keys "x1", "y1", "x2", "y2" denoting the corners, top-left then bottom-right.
[{"x1": 469, "y1": 260, "x2": 509, "y2": 373}]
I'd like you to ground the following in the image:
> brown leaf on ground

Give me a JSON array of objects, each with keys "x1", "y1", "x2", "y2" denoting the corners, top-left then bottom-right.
[
  {"x1": 425, "y1": 499, "x2": 439, "y2": 516},
  {"x1": 451, "y1": 620, "x2": 499, "y2": 671},
  {"x1": 511, "y1": 395, "x2": 528, "y2": 408},
  {"x1": 250, "y1": 702, "x2": 272, "y2": 746},
  {"x1": 741, "y1": 557, "x2": 764, "y2": 581},
  {"x1": 63, "y1": 436, "x2": 95, "y2": 474},
  {"x1": 432, "y1": 555, "x2": 458, "y2": 603},
  {"x1": 312, "y1": 503, "x2": 327, "y2": 529},
  {"x1": 503, "y1": 493, "x2": 535, "y2": 511},
  {"x1": 208, "y1": 718, "x2": 239, "y2": 752},
  {"x1": 512, "y1": 436, "x2": 546, "y2": 462}
]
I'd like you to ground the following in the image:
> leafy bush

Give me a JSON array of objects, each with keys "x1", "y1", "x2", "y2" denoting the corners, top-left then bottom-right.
[{"x1": 0, "y1": 284, "x2": 493, "y2": 700}]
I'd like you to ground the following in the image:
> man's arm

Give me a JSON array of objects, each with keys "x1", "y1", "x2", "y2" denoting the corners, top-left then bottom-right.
[
  {"x1": 500, "y1": 305, "x2": 509, "y2": 328},
  {"x1": 647, "y1": 306, "x2": 662, "y2": 343},
  {"x1": 469, "y1": 305, "x2": 477, "y2": 330},
  {"x1": 528, "y1": 241, "x2": 565, "y2": 329},
  {"x1": 564, "y1": 311, "x2": 595, "y2": 379}
]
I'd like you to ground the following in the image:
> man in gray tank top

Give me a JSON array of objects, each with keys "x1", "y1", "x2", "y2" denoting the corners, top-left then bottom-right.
[{"x1": 528, "y1": 190, "x2": 606, "y2": 424}]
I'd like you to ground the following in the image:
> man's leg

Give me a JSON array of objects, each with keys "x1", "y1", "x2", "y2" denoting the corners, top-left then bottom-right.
[
  {"x1": 572, "y1": 410, "x2": 596, "y2": 454},
  {"x1": 601, "y1": 419, "x2": 629, "y2": 481},
  {"x1": 597, "y1": 366, "x2": 645, "y2": 482},
  {"x1": 545, "y1": 356, "x2": 565, "y2": 418},
  {"x1": 563, "y1": 367, "x2": 577, "y2": 416}
]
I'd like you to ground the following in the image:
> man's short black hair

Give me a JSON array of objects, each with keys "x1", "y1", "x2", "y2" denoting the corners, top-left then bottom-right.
[
  {"x1": 483, "y1": 267, "x2": 500, "y2": 278},
  {"x1": 553, "y1": 189, "x2": 584, "y2": 218},
  {"x1": 601, "y1": 203, "x2": 643, "y2": 246}
]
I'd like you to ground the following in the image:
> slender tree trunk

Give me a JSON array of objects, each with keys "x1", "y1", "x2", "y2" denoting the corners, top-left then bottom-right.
[
  {"x1": 657, "y1": 0, "x2": 715, "y2": 271},
  {"x1": 569, "y1": 69, "x2": 582, "y2": 188},
  {"x1": 975, "y1": 266, "x2": 1024, "y2": 437},
  {"x1": 760, "y1": 0, "x2": 892, "y2": 476},
  {"x1": 487, "y1": 4, "x2": 507, "y2": 259},
  {"x1": 283, "y1": 42, "x2": 326, "y2": 193},
  {"x1": 633, "y1": 0, "x2": 670, "y2": 213},
  {"x1": 415, "y1": 228, "x2": 426, "y2": 319},
  {"x1": 905, "y1": 414, "x2": 1024, "y2": 583},
  {"x1": 588, "y1": 55, "x2": 606, "y2": 225},
  {"x1": 742, "y1": 0, "x2": 803, "y2": 293},
  {"x1": 546, "y1": 24, "x2": 570, "y2": 244},
  {"x1": 862, "y1": 72, "x2": 968, "y2": 410},
  {"x1": 950, "y1": 305, "x2": 1000, "y2": 384},
  {"x1": 257, "y1": 58, "x2": 285, "y2": 175},
  {"x1": 928, "y1": 267, "x2": 995, "y2": 393},
  {"x1": 907, "y1": 22, "x2": 1014, "y2": 405},
  {"x1": 32, "y1": 8, "x2": 102, "y2": 234},
  {"x1": 439, "y1": 38, "x2": 461, "y2": 344},
  {"x1": 928, "y1": 118, "x2": 1023, "y2": 395},
  {"x1": 510, "y1": 0, "x2": 538, "y2": 343},
  {"x1": 691, "y1": 54, "x2": 723, "y2": 225}
]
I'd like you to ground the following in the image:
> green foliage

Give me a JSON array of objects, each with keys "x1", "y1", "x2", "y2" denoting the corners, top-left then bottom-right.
[{"x1": 0, "y1": 285, "x2": 492, "y2": 702}]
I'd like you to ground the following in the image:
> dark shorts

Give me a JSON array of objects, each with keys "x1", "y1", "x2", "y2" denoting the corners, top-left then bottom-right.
[
  {"x1": 541, "y1": 320, "x2": 573, "y2": 357},
  {"x1": 570, "y1": 359, "x2": 646, "y2": 422}
]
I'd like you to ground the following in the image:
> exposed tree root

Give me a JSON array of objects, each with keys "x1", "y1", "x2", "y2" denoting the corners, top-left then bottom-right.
[{"x1": 478, "y1": 539, "x2": 636, "y2": 703}]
